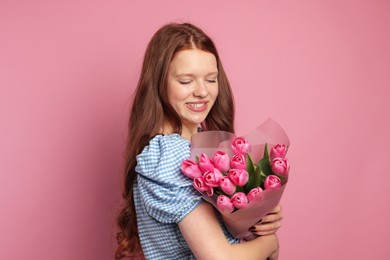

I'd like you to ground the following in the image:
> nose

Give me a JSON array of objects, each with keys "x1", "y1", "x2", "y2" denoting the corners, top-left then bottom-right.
[{"x1": 193, "y1": 80, "x2": 208, "y2": 98}]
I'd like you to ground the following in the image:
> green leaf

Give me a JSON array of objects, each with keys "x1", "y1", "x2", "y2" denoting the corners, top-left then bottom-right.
[
  {"x1": 246, "y1": 153, "x2": 255, "y2": 175},
  {"x1": 245, "y1": 162, "x2": 262, "y2": 193},
  {"x1": 215, "y1": 187, "x2": 229, "y2": 197},
  {"x1": 258, "y1": 143, "x2": 273, "y2": 176},
  {"x1": 235, "y1": 185, "x2": 245, "y2": 193},
  {"x1": 258, "y1": 143, "x2": 269, "y2": 163},
  {"x1": 259, "y1": 157, "x2": 273, "y2": 176},
  {"x1": 259, "y1": 169, "x2": 268, "y2": 189}
]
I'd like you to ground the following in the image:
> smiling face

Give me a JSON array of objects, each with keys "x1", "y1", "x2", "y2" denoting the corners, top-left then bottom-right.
[{"x1": 166, "y1": 49, "x2": 219, "y2": 139}]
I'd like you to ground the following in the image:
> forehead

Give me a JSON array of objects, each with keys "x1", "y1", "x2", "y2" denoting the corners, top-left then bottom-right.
[{"x1": 169, "y1": 49, "x2": 218, "y2": 76}]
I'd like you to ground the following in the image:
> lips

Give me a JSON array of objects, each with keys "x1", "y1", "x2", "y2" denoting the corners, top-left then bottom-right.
[{"x1": 186, "y1": 102, "x2": 208, "y2": 112}]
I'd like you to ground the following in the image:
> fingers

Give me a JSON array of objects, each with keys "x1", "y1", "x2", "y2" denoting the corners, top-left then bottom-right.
[
  {"x1": 250, "y1": 204, "x2": 283, "y2": 236},
  {"x1": 256, "y1": 204, "x2": 283, "y2": 224},
  {"x1": 261, "y1": 210, "x2": 283, "y2": 223},
  {"x1": 250, "y1": 220, "x2": 282, "y2": 236},
  {"x1": 268, "y1": 204, "x2": 282, "y2": 214}
]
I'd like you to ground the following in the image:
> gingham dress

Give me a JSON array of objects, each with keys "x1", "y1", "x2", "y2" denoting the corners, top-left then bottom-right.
[{"x1": 134, "y1": 134, "x2": 239, "y2": 259}]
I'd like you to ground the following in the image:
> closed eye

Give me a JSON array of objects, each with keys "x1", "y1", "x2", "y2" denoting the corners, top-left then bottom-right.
[
  {"x1": 206, "y1": 79, "x2": 217, "y2": 83},
  {"x1": 178, "y1": 80, "x2": 192, "y2": 85}
]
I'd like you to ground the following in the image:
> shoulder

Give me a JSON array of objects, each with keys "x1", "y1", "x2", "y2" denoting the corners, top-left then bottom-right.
[
  {"x1": 134, "y1": 134, "x2": 200, "y2": 223},
  {"x1": 135, "y1": 134, "x2": 191, "y2": 182}
]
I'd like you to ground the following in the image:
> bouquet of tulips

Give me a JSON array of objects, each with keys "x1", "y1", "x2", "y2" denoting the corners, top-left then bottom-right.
[{"x1": 181, "y1": 119, "x2": 290, "y2": 240}]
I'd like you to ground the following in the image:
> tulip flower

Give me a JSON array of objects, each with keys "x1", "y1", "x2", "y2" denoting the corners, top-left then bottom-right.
[
  {"x1": 181, "y1": 159, "x2": 202, "y2": 179},
  {"x1": 231, "y1": 192, "x2": 248, "y2": 209},
  {"x1": 230, "y1": 154, "x2": 246, "y2": 170},
  {"x1": 271, "y1": 157, "x2": 290, "y2": 177},
  {"x1": 198, "y1": 153, "x2": 215, "y2": 173},
  {"x1": 228, "y1": 169, "x2": 249, "y2": 186},
  {"x1": 203, "y1": 168, "x2": 223, "y2": 188},
  {"x1": 247, "y1": 187, "x2": 263, "y2": 202},
  {"x1": 217, "y1": 195, "x2": 234, "y2": 214},
  {"x1": 264, "y1": 175, "x2": 281, "y2": 190},
  {"x1": 193, "y1": 176, "x2": 213, "y2": 196},
  {"x1": 213, "y1": 151, "x2": 230, "y2": 172},
  {"x1": 231, "y1": 136, "x2": 251, "y2": 155},
  {"x1": 220, "y1": 176, "x2": 236, "y2": 195},
  {"x1": 270, "y1": 144, "x2": 287, "y2": 160}
]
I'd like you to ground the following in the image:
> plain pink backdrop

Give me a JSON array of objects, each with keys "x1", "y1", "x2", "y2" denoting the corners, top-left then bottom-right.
[{"x1": 1, "y1": 0, "x2": 389, "y2": 259}]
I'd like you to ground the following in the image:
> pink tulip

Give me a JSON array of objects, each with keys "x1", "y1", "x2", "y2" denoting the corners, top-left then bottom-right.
[
  {"x1": 181, "y1": 159, "x2": 202, "y2": 179},
  {"x1": 231, "y1": 192, "x2": 248, "y2": 209},
  {"x1": 193, "y1": 176, "x2": 209, "y2": 192},
  {"x1": 212, "y1": 151, "x2": 230, "y2": 172},
  {"x1": 271, "y1": 157, "x2": 290, "y2": 177},
  {"x1": 198, "y1": 153, "x2": 215, "y2": 173},
  {"x1": 231, "y1": 136, "x2": 251, "y2": 155},
  {"x1": 219, "y1": 176, "x2": 236, "y2": 195},
  {"x1": 193, "y1": 176, "x2": 213, "y2": 196},
  {"x1": 247, "y1": 187, "x2": 263, "y2": 202},
  {"x1": 230, "y1": 154, "x2": 246, "y2": 170},
  {"x1": 228, "y1": 169, "x2": 249, "y2": 186},
  {"x1": 205, "y1": 188, "x2": 214, "y2": 196},
  {"x1": 270, "y1": 144, "x2": 287, "y2": 160},
  {"x1": 264, "y1": 175, "x2": 281, "y2": 190},
  {"x1": 203, "y1": 168, "x2": 223, "y2": 188},
  {"x1": 217, "y1": 195, "x2": 234, "y2": 214}
]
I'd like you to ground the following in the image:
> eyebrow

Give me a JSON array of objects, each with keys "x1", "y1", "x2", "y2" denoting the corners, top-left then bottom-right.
[{"x1": 173, "y1": 71, "x2": 219, "y2": 77}]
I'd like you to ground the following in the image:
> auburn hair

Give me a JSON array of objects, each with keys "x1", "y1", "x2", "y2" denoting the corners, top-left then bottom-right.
[{"x1": 115, "y1": 22, "x2": 235, "y2": 259}]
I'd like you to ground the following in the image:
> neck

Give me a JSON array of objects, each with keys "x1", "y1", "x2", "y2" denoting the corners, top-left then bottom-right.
[
  {"x1": 161, "y1": 121, "x2": 199, "y2": 141},
  {"x1": 181, "y1": 124, "x2": 198, "y2": 141}
]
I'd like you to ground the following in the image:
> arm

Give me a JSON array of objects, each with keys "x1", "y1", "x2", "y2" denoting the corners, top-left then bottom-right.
[{"x1": 179, "y1": 202, "x2": 279, "y2": 260}]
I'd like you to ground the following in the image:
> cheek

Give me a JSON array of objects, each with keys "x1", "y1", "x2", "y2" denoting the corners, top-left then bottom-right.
[
  {"x1": 167, "y1": 85, "x2": 184, "y2": 106},
  {"x1": 169, "y1": 92, "x2": 188, "y2": 107},
  {"x1": 210, "y1": 86, "x2": 219, "y2": 103}
]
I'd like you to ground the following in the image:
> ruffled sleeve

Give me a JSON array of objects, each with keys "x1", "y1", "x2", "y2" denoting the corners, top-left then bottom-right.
[{"x1": 135, "y1": 134, "x2": 202, "y2": 224}]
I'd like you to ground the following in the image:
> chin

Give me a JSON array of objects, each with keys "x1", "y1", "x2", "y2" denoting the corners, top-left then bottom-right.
[{"x1": 183, "y1": 118, "x2": 206, "y2": 128}]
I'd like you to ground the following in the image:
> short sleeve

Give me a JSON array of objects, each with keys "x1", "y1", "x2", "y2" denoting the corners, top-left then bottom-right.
[{"x1": 135, "y1": 134, "x2": 202, "y2": 224}]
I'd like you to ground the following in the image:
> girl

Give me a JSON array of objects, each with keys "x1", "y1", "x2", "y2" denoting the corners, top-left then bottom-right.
[{"x1": 116, "y1": 22, "x2": 283, "y2": 260}]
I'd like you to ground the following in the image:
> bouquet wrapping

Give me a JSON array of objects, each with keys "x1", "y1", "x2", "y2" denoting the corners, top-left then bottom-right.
[{"x1": 181, "y1": 118, "x2": 290, "y2": 240}]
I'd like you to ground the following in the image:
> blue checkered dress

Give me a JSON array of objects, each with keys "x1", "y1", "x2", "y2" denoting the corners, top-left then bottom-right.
[{"x1": 134, "y1": 134, "x2": 239, "y2": 259}]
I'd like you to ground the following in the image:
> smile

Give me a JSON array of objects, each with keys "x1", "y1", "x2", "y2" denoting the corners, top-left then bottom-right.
[
  {"x1": 186, "y1": 102, "x2": 208, "y2": 112},
  {"x1": 189, "y1": 103, "x2": 205, "y2": 108}
]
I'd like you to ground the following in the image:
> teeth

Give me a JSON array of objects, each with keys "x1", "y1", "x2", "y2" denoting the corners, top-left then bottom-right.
[{"x1": 189, "y1": 103, "x2": 205, "y2": 108}]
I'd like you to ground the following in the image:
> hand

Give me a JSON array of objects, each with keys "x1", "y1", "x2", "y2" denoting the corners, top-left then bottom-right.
[{"x1": 250, "y1": 204, "x2": 283, "y2": 236}]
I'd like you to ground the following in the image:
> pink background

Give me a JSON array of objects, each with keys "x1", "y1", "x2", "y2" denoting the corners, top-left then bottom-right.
[{"x1": 1, "y1": 0, "x2": 389, "y2": 259}]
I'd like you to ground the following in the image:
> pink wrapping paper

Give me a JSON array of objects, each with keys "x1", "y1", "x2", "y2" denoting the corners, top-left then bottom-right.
[{"x1": 190, "y1": 118, "x2": 290, "y2": 240}]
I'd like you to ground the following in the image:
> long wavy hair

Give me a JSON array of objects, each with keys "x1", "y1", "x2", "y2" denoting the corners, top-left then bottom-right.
[{"x1": 115, "y1": 22, "x2": 235, "y2": 259}]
